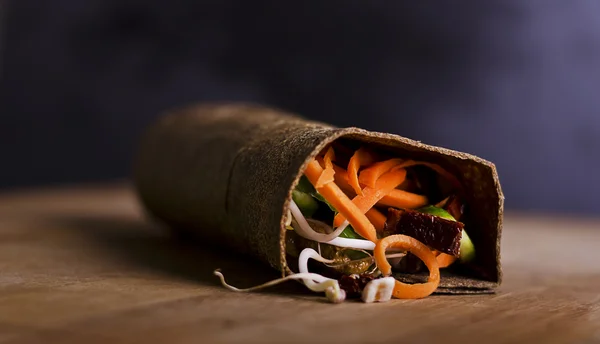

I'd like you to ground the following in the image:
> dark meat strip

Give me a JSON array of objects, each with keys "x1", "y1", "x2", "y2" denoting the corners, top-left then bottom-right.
[
  {"x1": 338, "y1": 274, "x2": 377, "y2": 298},
  {"x1": 384, "y1": 208, "x2": 463, "y2": 256}
]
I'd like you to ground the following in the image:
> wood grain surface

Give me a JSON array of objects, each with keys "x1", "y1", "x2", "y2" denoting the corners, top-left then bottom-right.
[{"x1": 0, "y1": 185, "x2": 599, "y2": 344}]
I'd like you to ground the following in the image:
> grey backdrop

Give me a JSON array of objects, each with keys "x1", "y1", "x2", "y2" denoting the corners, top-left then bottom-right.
[{"x1": 1, "y1": 1, "x2": 599, "y2": 215}]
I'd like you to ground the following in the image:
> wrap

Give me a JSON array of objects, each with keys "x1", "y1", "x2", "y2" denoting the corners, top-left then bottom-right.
[{"x1": 134, "y1": 103, "x2": 503, "y2": 293}]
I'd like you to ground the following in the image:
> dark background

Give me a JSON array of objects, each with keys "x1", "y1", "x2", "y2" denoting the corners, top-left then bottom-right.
[{"x1": 1, "y1": 1, "x2": 599, "y2": 215}]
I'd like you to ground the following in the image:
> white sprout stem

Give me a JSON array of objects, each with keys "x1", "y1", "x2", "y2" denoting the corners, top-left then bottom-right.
[
  {"x1": 325, "y1": 237, "x2": 375, "y2": 250},
  {"x1": 290, "y1": 200, "x2": 403, "y2": 251},
  {"x1": 289, "y1": 200, "x2": 349, "y2": 242},
  {"x1": 214, "y1": 248, "x2": 347, "y2": 304},
  {"x1": 298, "y1": 248, "x2": 336, "y2": 290},
  {"x1": 215, "y1": 248, "x2": 340, "y2": 293},
  {"x1": 213, "y1": 270, "x2": 330, "y2": 293},
  {"x1": 333, "y1": 219, "x2": 348, "y2": 234},
  {"x1": 297, "y1": 248, "x2": 346, "y2": 303}
]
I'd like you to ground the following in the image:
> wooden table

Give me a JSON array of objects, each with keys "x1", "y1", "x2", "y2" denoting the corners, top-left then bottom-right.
[{"x1": 0, "y1": 185, "x2": 599, "y2": 343}]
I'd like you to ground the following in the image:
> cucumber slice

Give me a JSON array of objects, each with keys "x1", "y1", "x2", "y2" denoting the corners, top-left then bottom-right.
[
  {"x1": 418, "y1": 205, "x2": 476, "y2": 262},
  {"x1": 417, "y1": 205, "x2": 455, "y2": 221},
  {"x1": 459, "y1": 230, "x2": 476, "y2": 263},
  {"x1": 291, "y1": 190, "x2": 319, "y2": 218}
]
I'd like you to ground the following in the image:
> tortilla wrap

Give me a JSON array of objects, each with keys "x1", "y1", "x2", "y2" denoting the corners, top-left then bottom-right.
[{"x1": 134, "y1": 103, "x2": 503, "y2": 293}]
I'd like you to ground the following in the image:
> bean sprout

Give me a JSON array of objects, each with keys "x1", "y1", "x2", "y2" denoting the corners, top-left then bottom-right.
[{"x1": 290, "y1": 200, "x2": 374, "y2": 250}]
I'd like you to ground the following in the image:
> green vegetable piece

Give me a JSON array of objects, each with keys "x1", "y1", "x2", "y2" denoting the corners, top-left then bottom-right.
[
  {"x1": 293, "y1": 176, "x2": 374, "y2": 263},
  {"x1": 338, "y1": 226, "x2": 360, "y2": 239},
  {"x1": 295, "y1": 176, "x2": 317, "y2": 194},
  {"x1": 417, "y1": 205, "x2": 476, "y2": 262},
  {"x1": 417, "y1": 205, "x2": 455, "y2": 221},
  {"x1": 459, "y1": 230, "x2": 476, "y2": 263},
  {"x1": 292, "y1": 190, "x2": 319, "y2": 218},
  {"x1": 311, "y1": 191, "x2": 337, "y2": 212},
  {"x1": 295, "y1": 176, "x2": 337, "y2": 213}
]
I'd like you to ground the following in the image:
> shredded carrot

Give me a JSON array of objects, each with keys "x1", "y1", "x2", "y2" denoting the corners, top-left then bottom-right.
[
  {"x1": 365, "y1": 208, "x2": 386, "y2": 232},
  {"x1": 377, "y1": 189, "x2": 429, "y2": 209},
  {"x1": 377, "y1": 157, "x2": 463, "y2": 207},
  {"x1": 358, "y1": 158, "x2": 460, "y2": 209},
  {"x1": 303, "y1": 160, "x2": 378, "y2": 242},
  {"x1": 315, "y1": 147, "x2": 336, "y2": 189},
  {"x1": 334, "y1": 164, "x2": 428, "y2": 209},
  {"x1": 333, "y1": 167, "x2": 407, "y2": 227},
  {"x1": 358, "y1": 158, "x2": 403, "y2": 188},
  {"x1": 324, "y1": 146, "x2": 335, "y2": 165},
  {"x1": 347, "y1": 148, "x2": 377, "y2": 196},
  {"x1": 436, "y1": 253, "x2": 457, "y2": 268},
  {"x1": 345, "y1": 153, "x2": 461, "y2": 201},
  {"x1": 374, "y1": 234, "x2": 440, "y2": 299},
  {"x1": 333, "y1": 164, "x2": 354, "y2": 193},
  {"x1": 332, "y1": 164, "x2": 387, "y2": 232}
]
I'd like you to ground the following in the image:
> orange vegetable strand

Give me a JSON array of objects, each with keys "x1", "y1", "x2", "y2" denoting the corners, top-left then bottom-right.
[
  {"x1": 376, "y1": 189, "x2": 429, "y2": 210},
  {"x1": 436, "y1": 253, "x2": 457, "y2": 268},
  {"x1": 374, "y1": 234, "x2": 440, "y2": 299},
  {"x1": 347, "y1": 148, "x2": 377, "y2": 196},
  {"x1": 303, "y1": 159, "x2": 378, "y2": 242},
  {"x1": 333, "y1": 167, "x2": 407, "y2": 227},
  {"x1": 365, "y1": 208, "x2": 387, "y2": 232},
  {"x1": 358, "y1": 158, "x2": 403, "y2": 188},
  {"x1": 315, "y1": 147, "x2": 336, "y2": 188},
  {"x1": 334, "y1": 164, "x2": 428, "y2": 209}
]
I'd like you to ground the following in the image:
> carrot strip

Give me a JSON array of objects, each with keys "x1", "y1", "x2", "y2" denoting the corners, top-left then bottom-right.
[
  {"x1": 333, "y1": 164, "x2": 354, "y2": 193},
  {"x1": 374, "y1": 234, "x2": 440, "y2": 299},
  {"x1": 347, "y1": 148, "x2": 377, "y2": 196},
  {"x1": 366, "y1": 208, "x2": 386, "y2": 232},
  {"x1": 436, "y1": 253, "x2": 457, "y2": 268},
  {"x1": 345, "y1": 155, "x2": 461, "y2": 201},
  {"x1": 358, "y1": 158, "x2": 403, "y2": 188},
  {"x1": 315, "y1": 147, "x2": 335, "y2": 189},
  {"x1": 303, "y1": 160, "x2": 378, "y2": 242},
  {"x1": 334, "y1": 164, "x2": 389, "y2": 231},
  {"x1": 334, "y1": 164, "x2": 428, "y2": 209},
  {"x1": 364, "y1": 159, "x2": 460, "y2": 209},
  {"x1": 333, "y1": 167, "x2": 407, "y2": 227},
  {"x1": 376, "y1": 189, "x2": 429, "y2": 209}
]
